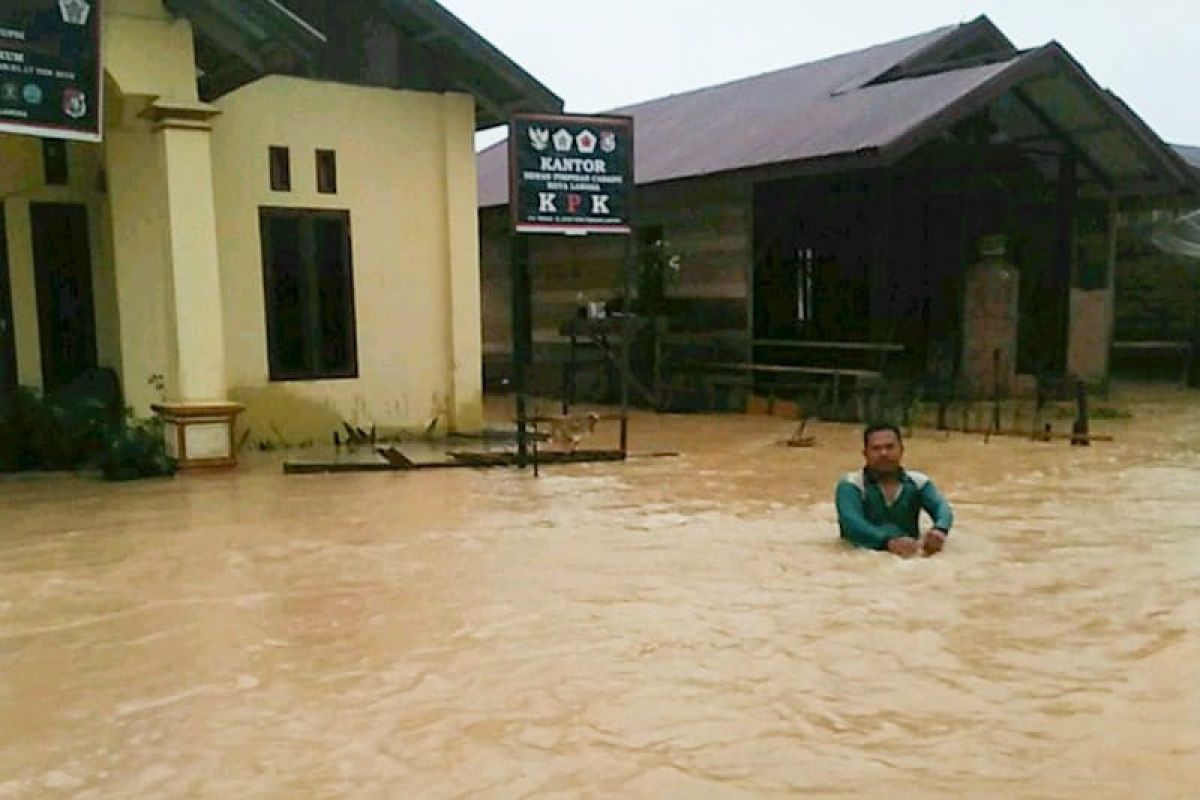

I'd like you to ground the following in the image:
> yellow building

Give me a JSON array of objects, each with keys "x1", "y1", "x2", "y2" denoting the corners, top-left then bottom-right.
[{"x1": 0, "y1": 0, "x2": 559, "y2": 465}]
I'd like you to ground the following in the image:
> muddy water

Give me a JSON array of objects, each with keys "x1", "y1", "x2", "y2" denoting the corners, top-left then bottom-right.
[{"x1": 1, "y1": 388, "x2": 1198, "y2": 798}]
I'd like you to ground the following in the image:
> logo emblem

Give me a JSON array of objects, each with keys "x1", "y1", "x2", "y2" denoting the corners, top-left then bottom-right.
[
  {"x1": 22, "y1": 83, "x2": 42, "y2": 105},
  {"x1": 0, "y1": 82, "x2": 17, "y2": 103},
  {"x1": 62, "y1": 87, "x2": 86, "y2": 119},
  {"x1": 600, "y1": 131, "x2": 617, "y2": 153},
  {"x1": 551, "y1": 128, "x2": 573, "y2": 153},
  {"x1": 575, "y1": 129, "x2": 597, "y2": 154},
  {"x1": 527, "y1": 126, "x2": 550, "y2": 151},
  {"x1": 58, "y1": 0, "x2": 91, "y2": 26}
]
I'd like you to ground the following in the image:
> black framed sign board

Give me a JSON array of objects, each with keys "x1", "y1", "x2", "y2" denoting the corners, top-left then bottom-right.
[
  {"x1": 509, "y1": 113, "x2": 634, "y2": 236},
  {"x1": 0, "y1": 0, "x2": 102, "y2": 142}
]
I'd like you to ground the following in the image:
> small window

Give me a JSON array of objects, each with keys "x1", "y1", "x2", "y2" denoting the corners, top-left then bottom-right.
[
  {"x1": 316, "y1": 149, "x2": 338, "y2": 194},
  {"x1": 259, "y1": 208, "x2": 357, "y2": 380},
  {"x1": 42, "y1": 139, "x2": 68, "y2": 185},
  {"x1": 269, "y1": 146, "x2": 291, "y2": 191}
]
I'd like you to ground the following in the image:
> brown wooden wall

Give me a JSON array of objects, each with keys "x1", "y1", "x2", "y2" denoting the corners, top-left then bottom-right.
[{"x1": 479, "y1": 177, "x2": 753, "y2": 355}]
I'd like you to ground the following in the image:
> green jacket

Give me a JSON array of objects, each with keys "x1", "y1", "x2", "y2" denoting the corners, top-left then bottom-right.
[{"x1": 835, "y1": 468, "x2": 954, "y2": 550}]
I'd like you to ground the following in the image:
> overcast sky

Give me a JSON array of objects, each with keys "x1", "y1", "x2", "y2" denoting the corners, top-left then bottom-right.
[{"x1": 441, "y1": 1, "x2": 1199, "y2": 149}]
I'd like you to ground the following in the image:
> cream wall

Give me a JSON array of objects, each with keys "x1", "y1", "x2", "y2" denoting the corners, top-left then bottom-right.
[
  {"x1": 100, "y1": 99, "x2": 178, "y2": 411},
  {"x1": 101, "y1": 0, "x2": 228, "y2": 414},
  {"x1": 102, "y1": 0, "x2": 197, "y2": 99},
  {"x1": 0, "y1": 133, "x2": 116, "y2": 393},
  {"x1": 210, "y1": 76, "x2": 484, "y2": 440}
]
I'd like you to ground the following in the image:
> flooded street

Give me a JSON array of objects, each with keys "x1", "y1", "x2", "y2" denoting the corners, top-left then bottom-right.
[{"x1": 2, "y1": 387, "x2": 1199, "y2": 798}]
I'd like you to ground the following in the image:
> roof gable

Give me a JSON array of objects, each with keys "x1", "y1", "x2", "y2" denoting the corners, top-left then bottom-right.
[{"x1": 861, "y1": 14, "x2": 1016, "y2": 88}]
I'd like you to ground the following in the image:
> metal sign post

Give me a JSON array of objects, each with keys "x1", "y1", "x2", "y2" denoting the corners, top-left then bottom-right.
[{"x1": 507, "y1": 113, "x2": 635, "y2": 466}]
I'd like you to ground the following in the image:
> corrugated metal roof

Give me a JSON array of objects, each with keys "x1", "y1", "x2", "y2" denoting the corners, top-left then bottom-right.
[
  {"x1": 478, "y1": 18, "x2": 1197, "y2": 207},
  {"x1": 1175, "y1": 144, "x2": 1200, "y2": 170},
  {"x1": 477, "y1": 22, "x2": 964, "y2": 207}
]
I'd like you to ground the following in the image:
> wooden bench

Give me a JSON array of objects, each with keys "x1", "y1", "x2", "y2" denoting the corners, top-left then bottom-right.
[
  {"x1": 1110, "y1": 340, "x2": 1194, "y2": 386},
  {"x1": 703, "y1": 362, "x2": 882, "y2": 410}
]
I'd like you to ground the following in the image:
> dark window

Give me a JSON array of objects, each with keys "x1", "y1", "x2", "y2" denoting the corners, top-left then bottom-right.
[
  {"x1": 316, "y1": 149, "x2": 338, "y2": 194},
  {"x1": 269, "y1": 146, "x2": 291, "y2": 191},
  {"x1": 42, "y1": 139, "x2": 68, "y2": 185},
  {"x1": 259, "y1": 208, "x2": 357, "y2": 381}
]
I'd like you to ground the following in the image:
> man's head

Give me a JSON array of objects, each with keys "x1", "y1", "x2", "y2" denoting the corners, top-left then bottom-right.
[{"x1": 862, "y1": 423, "x2": 904, "y2": 476}]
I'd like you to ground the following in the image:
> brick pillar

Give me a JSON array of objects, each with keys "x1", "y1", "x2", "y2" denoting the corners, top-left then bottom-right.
[{"x1": 960, "y1": 235, "x2": 1020, "y2": 399}]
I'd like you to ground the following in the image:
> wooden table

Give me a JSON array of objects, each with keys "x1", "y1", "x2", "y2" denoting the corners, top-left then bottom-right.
[{"x1": 701, "y1": 361, "x2": 883, "y2": 410}]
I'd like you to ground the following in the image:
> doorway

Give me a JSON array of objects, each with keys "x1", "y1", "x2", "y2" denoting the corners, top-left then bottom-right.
[{"x1": 30, "y1": 203, "x2": 98, "y2": 394}]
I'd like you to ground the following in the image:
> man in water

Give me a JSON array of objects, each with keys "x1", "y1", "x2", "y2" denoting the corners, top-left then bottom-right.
[{"x1": 835, "y1": 423, "x2": 954, "y2": 557}]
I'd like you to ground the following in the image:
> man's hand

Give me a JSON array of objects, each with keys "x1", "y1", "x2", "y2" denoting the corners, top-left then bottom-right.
[
  {"x1": 922, "y1": 529, "x2": 947, "y2": 556},
  {"x1": 886, "y1": 536, "x2": 920, "y2": 557}
]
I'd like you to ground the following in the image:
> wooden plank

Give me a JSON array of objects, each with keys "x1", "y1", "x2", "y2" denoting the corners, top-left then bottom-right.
[
  {"x1": 661, "y1": 329, "x2": 749, "y2": 345},
  {"x1": 754, "y1": 339, "x2": 905, "y2": 352},
  {"x1": 704, "y1": 361, "x2": 881, "y2": 378},
  {"x1": 1111, "y1": 341, "x2": 1192, "y2": 350},
  {"x1": 284, "y1": 449, "x2": 630, "y2": 474},
  {"x1": 448, "y1": 449, "x2": 627, "y2": 466}
]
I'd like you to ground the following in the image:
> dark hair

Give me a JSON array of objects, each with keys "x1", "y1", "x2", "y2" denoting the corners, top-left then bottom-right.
[{"x1": 863, "y1": 423, "x2": 903, "y2": 447}]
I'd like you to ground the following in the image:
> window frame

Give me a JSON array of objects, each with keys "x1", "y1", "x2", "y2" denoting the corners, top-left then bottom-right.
[
  {"x1": 268, "y1": 146, "x2": 292, "y2": 192},
  {"x1": 42, "y1": 138, "x2": 69, "y2": 186},
  {"x1": 316, "y1": 149, "x2": 338, "y2": 194},
  {"x1": 258, "y1": 206, "x2": 359, "y2": 382}
]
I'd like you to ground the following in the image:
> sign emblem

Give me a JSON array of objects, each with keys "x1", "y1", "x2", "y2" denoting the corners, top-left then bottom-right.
[
  {"x1": 528, "y1": 126, "x2": 550, "y2": 151},
  {"x1": 575, "y1": 129, "x2": 597, "y2": 154},
  {"x1": 600, "y1": 131, "x2": 617, "y2": 153},
  {"x1": 22, "y1": 83, "x2": 42, "y2": 105},
  {"x1": 62, "y1": 87, "x2": 86, "y2": 119},
  {"x1": 58, "y1": 0, "x2": 92, "y2": 26},
  {"x1": 0, "y1": 83, "x2": 16, "y2": 103},
  {"x1": 551, "y1": 128, "x2": 573, "y2": 153}
]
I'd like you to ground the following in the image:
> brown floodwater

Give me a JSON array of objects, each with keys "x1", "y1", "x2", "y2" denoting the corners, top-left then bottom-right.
[{"x1": 1, "y1": 387, "x2": 1198, "y2": 798}]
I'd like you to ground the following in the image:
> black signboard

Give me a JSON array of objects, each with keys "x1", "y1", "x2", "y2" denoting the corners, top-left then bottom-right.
[
  {"x1": 0, "y1": 0, "x2": 102, "y2": 142},
  {"x1": 509, "y1": 113, "x2": 633, "y2": 235}
]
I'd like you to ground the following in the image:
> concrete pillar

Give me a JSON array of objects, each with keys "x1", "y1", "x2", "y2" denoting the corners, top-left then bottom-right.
[
  {"x1": 960, "y1": 235, "x2": 1020, "y2": 399},
  {"x1": 1067, "y1": 198, "x2": 1118, "y2": 385},
  {"x1": 135, "y1": 99, "x2": 241, "y2": 467},
  {"x1": 441, "y1": 92, "x2": 484, "y2": 433},
  {"x1": 142, "y1": 100, "x2": 227, "y2": 402}
]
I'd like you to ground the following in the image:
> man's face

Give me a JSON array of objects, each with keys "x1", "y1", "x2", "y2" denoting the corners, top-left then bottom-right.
[{"x1": 863, "y1": 430, "x2": 904, "y2": 474}]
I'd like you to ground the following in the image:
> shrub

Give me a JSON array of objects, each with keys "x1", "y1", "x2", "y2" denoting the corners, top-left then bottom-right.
[{"x1": 0, "y1": 388, "x2": 175, "y2": 481}]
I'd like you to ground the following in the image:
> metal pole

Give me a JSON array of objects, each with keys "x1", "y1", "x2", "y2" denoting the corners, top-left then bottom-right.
[
  {"x1": 620, "y1": 234, "x2": 632, "y2": 455},
  {"x1": 622, "y1": 121, "x2": 638, "y2": 456},
  {"x1": 510, "y1": 233, "x2": 532, "y2": 468}
]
